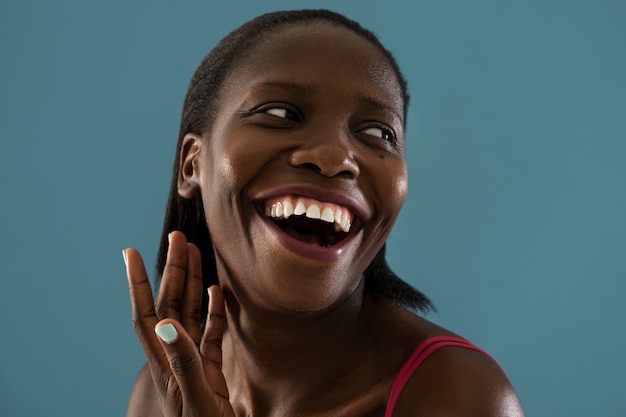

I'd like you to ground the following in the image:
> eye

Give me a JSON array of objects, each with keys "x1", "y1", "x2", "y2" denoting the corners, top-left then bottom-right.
[
  {"x1": 263, "y1": 106, "x2": 301, "y2": 121},
  {"x1": 361, "y1": 126, "x2": 395, "y2": 142}
]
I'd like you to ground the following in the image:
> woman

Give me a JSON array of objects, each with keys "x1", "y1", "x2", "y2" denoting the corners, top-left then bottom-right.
[{"x1": 123, "y1": 9, "x2": 525, "y2": 417}]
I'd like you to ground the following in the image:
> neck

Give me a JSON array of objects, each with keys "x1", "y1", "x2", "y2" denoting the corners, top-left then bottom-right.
[{"x1": 221, "y1": 283, "x2": 383, "y2": 415}]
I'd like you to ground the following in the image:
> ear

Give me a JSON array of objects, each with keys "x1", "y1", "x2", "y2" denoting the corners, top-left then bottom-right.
[{"x1": 177, "y1": 133, "x2": 203, "y2": 199}]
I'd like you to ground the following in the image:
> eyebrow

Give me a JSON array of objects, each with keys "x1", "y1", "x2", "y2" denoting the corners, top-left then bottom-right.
[
  {"x1": 251, "y1": 80, "x2": 403, "y2": 122},
  {"x1": 359, "y1": 96, "x2": 403, "y2": 122},
  {"x1": 254, "y1": 81, "x2": 314, "y2": 94}
]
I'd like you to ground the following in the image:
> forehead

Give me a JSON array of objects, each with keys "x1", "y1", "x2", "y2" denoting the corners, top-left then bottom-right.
[{"x1": 223, "y1": 21, "x2": 404, "y2": 114}]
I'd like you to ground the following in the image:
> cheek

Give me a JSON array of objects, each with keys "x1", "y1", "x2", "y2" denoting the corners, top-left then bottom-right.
[
  {"x1": 197, "y1": 147, "x2": 238, "y2": 233},
  {"x1": 393, "y1": 166, "x2": 408, "y2": 207},
  {"x1": 378, "y1": 160, "x2": 409, "y2": 216},
  {"x1": 200, "y1": 138, "x2": 263, "y2": 232},
  {"x1": 359, "y1": 158, "x2": 408, "y2": 256},
  {"x1": 203, "y1": 137, "x2": 250, "y2": 195}
]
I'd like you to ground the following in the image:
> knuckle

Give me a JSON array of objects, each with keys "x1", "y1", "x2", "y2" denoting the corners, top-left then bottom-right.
[
  {"x1": 189, "y1": 271, "x2": 202, "y2": 283},
  {"x1": 208, "y1": 314, "x2": 226, "y2": 333},
  {"x1": 155, "y1": 299, "x2": 183, "y2": 318},
  {"x1": 185, "y1": 305, "x2": 202, "y2": 319},
  {"x1": 169, "y1": 353, "x2": 197, "y2": 377},
  {"x1": 207, "y1": 358, "x2": 223, "y2": 367},
  {"x1": 164, "y1": 261, "x2": 187, "y2": 275},
  {"x1": 131, "y1": 312, "x2": 152, "y2": 335},
  {"x1": 131, "y1": 315, "x2": 143, "y2": 333},
  {"x1": 209, "y1": 336, "x2": 223, "y2": 348}
]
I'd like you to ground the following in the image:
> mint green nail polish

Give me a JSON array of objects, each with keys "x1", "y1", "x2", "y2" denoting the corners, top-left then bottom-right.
[{"x1": 155, "y1": 323, "x2": 178, "y2": 344}]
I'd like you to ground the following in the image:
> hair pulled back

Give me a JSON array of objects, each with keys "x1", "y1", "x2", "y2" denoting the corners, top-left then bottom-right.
[{"x1": 156, "y1": 9, "x2": 433, "y2": 313}]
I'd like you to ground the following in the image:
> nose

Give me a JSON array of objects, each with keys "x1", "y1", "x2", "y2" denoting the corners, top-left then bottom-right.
[{"x1": 288, "y1": 139, "x2": 360, "y2": 179}]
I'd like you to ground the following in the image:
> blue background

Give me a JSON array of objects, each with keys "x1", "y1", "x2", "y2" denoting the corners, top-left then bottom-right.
[{"x1": 1, "y1": 0, "x2": 624, "y2": 416}]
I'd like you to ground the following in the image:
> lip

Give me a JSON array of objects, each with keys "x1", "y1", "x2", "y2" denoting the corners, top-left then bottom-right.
[{"x1": 252, "y1": 184, "x2": 370, "y2": 262}]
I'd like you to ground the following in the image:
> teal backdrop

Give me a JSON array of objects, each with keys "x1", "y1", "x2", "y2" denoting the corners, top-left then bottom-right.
[{"x1": 1, "y1": 0, "x2": 624, "y2": 415}]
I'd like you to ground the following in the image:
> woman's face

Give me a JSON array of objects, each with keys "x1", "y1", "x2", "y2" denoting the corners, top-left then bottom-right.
[{"x1": 183, "y1": 22, "x2": 408, "y2": 312}]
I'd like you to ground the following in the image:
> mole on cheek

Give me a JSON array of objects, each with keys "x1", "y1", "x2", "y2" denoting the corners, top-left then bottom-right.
[{"x1": 378, "y1": 154, "x2": 385, "y2": 160}]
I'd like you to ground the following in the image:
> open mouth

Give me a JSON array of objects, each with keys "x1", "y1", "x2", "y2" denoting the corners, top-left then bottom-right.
[{"x1": 262, "y1": 196, "x2": 355, "y2": 247}]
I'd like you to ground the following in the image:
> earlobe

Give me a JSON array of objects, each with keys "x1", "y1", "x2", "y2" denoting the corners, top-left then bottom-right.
[{"x1": 177, "y1": 134, "x2": 203, "y2": 199}]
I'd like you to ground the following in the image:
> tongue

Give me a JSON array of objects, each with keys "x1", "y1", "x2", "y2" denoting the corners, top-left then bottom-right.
[
  {"x1": 282, "y1": 224, "x2": 334, "y2": 246},
  {"x1": 273, "y1": 216, "x2": 337, "y2": 247}
]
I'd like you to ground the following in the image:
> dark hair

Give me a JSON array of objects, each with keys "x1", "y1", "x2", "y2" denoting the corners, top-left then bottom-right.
[{"x1": 156, "y1": 9, "x2": 434, "y2": 313}]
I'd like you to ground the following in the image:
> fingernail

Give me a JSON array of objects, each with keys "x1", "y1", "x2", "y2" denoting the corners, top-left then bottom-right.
[
  {"x1": 168, "y1": 232, "x2": 172, "y2": 243},
  {"x1": 155, "y1": 323, "x2": 179, "y2": 344},
  {"x1": 122, "y1": 249, "x2": 128, "y2": 266}
]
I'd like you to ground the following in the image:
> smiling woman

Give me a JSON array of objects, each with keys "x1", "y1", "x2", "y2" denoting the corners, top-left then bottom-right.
[{"x1": 123, "y1": 9, "x2": 525, "y2": 417}]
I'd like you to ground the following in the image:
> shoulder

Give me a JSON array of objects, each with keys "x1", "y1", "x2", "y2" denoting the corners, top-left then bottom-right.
[
  {"x1": 365, "y1": 300, "x2": 524, "y2": 417},
  {"x1": 127, "y1": 363, "x2": 164, "y2": 417},
  {"x1": 391, "y1": 342, "x2": 525, "y2": 417}
]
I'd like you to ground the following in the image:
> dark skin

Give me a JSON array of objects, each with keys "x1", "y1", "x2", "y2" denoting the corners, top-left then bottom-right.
[{"x1": 125, "y1": 22, "x2": 525, "y2": 417}]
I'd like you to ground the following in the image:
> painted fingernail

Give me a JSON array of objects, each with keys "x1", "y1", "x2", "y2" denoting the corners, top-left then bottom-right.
[
  {"x1": 122, "y1": 249, "x2": 128, "y2": 266},
  {"x1": 155, "y1": 323, "x2": 179, "y2": 344}
]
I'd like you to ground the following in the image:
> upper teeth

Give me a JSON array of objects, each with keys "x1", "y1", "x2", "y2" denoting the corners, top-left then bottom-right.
[{"x1": 264, "y1": 196, "x2": 353, "y2": 233}]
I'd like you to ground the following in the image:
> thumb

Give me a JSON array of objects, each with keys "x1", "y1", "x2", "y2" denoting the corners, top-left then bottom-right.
[{"x1": 155, "y1": 319, "x2": 210, "y2": 403}]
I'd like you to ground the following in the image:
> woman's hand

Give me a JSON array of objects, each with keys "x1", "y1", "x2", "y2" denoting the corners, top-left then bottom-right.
[{"x1": 124, "y1": 231, "x2": 235, "y2": 417}]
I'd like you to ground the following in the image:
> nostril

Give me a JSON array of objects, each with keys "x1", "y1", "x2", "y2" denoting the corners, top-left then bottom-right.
[
  {"x1": 301, "y1": 162, "x2": 322, "y2": 173},
  {"x1": 288, "y1": 144, "x2": 360, "y2": 179}
]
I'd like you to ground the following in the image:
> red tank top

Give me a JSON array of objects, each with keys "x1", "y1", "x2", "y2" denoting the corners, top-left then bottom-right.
[{"x1": 384, "y1": 336, "x2": 491, "y2": 417}]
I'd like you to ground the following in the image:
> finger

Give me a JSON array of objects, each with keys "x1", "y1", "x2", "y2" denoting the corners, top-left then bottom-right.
[
  {"x1": 200, "y1": 285, "x2": 229, "y2": 399},
  {"x1": 181, "y1": 242, "x2": 203, "y2": 345},
  {"x1": 155, "y1": 231, "x2": 188, "y2": 321},
  {"x1": 154, "y1": 319, "x2": 214, "y2": 406},
  {"x1": 124, "y1": 248, "x2": 169, "y2": 372}
]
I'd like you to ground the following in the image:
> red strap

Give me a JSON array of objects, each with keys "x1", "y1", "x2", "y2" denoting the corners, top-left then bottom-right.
[{"x1": 384, "y1": 336, "x2": 490, "y2": 417}]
